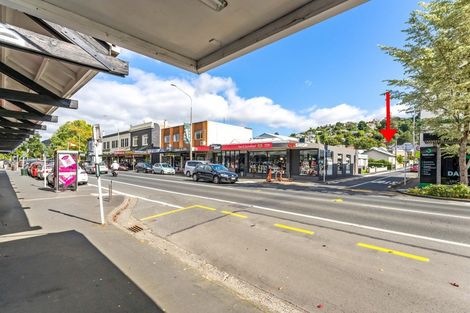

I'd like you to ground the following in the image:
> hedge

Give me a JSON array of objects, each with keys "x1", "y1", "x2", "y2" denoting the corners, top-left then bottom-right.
[{"x1": 408, "y1": 184, "x2": 470, "y2": 199}]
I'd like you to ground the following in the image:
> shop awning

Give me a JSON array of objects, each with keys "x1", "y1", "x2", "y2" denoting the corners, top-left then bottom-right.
[
  {"x1": 0, "y1": 4, "x2": 128, "y2": 152},
  {"x1": 0, "y1": 0, "x2": 367, "y2": 73}
]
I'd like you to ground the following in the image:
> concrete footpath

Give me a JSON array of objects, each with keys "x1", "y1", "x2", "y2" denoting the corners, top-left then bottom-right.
[{"x1": 0, "y1": 170, "x2": 261, "y2": 313}]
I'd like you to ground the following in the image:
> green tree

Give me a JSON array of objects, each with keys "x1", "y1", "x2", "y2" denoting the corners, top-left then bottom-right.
[
  {"x1": 49, "y1": 120, "x2": 92, "y2": 153},
  {"x1": 381, "y1": 0, "x2": 470, "y2": 184},
  {"x1": 397, "y1": 155, "x2": 404, "y2": 165},
  {"x1": 15, "y1": 134, "x2": 46, "y2": 158}
]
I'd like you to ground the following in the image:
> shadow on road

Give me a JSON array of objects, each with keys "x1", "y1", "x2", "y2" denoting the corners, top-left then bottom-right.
[{"x1": 0, "y1": 230, "x2": 164, "y2": 313}]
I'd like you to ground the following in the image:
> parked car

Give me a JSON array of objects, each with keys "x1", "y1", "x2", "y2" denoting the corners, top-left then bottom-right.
[
  {"x1": 184, "y1": 160, "x2": 209, "y2": 177},
  {"x1": 84, "y1": 162, "x2": 108, "y2": 174},
  {"x1": 47, "y1": 166, "x2": 88, "y2": 187},
  {"x1": 27, "y1": 161, "x2": 40, "y2": 176},
  {"x1": 78, "y1": 166, "x2": 88, "y2": 185},
  {"x1": 135, "y1": 162, "x2": 153, "y2": 173},
  {"x1": 409, "y1": 164, "x2": 419, "y2": 172},
  {"x1": 152, "y1": 163, "x2": 176, "y2": 175},
  {"x1": 192, "y1": 163, "x2": 238, "y2": 184},
  {"x1": 37, "y1": 163, "x2": 53, "y2": 180}
]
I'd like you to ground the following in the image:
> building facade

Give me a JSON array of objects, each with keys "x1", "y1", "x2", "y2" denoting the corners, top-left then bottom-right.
[
  {"x1": 102, "y1": 121, "x2": 161, "y2": 166},
  {"x1": 160, "y1": 121, "x2": 253, "y2": 170}
]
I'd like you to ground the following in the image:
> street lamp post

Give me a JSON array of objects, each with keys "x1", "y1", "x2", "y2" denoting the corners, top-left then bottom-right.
[{"x1": 171, "y1": 83, "x2": 193, "y2": 161}]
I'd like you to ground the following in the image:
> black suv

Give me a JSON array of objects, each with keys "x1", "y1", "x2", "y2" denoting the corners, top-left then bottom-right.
[
  {"x1": 135, "y1": 162, "x2": 153, "y2": 173},
  {"x1": 192, "y1": 164, "x2": 238, "y2": 184}
]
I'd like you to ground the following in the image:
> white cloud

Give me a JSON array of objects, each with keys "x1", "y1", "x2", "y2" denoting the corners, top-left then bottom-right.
[{"x1": 41, "y1": 67, "x2": 410, "y2": 139}]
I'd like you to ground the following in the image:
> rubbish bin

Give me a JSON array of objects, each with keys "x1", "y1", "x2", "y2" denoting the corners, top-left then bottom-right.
[{"x1": 21, "y1": 168, "x2": 27, "y2": 176}]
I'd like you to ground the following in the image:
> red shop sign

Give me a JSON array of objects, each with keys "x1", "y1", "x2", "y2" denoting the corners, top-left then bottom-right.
[{"x1": 222, "y1": 142, "x2": 273, "y2": 151}]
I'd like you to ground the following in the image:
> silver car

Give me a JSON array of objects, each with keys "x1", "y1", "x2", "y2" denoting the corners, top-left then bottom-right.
[
  {"x1": 152, "y1": 163, "x2": 176, "y2": 175},
  {"x1": 184, "y1": 160, "x2": 209, "y2": 177}
]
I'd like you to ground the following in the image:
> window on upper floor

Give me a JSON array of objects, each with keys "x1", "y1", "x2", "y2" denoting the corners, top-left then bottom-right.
[
  {"x1": 194, "y1": 130, "x2": 203, "y2": 140},
  {"x1": 132, "y1": 136, "x2": 138, "y2": 147},
  {"x1": 142, "y1": 134, "x2": 148, "y2": 145},
  {"x1": 173, "y1": 133, "x2": 180, "y2": 142},
  {"x1": 164, "y1": 135, "x2": 170, "y2": 144}
]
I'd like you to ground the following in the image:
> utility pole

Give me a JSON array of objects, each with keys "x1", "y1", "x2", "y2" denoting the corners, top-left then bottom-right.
[{"x1": 171, "y1": 83, "x2": 193, "y2": 161}]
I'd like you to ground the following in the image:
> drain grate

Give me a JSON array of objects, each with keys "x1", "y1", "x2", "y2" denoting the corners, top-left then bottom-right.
[{"x1": 127, "y1": 225, "x2": 144, "y2": 233}]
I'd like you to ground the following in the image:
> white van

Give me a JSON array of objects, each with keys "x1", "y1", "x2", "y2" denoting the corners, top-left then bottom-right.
[{"x1": 184, "y1": 160, "x2": 209, "y2": 177}]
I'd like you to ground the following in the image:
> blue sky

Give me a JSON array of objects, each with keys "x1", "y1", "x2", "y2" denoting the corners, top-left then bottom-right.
[{"x1": 69, "y1": 0, "x2": 420, "y2": 138}]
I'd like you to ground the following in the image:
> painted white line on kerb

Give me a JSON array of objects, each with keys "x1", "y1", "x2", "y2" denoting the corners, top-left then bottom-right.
[
  {"x1": 95, "y1": 179, "x2": 470, "y2": 249},
  {"x1": 93, "y1": 176, "x2": 470, "y2": 220}
]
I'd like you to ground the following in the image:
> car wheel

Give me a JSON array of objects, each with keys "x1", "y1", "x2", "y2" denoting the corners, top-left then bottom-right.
[
  {"x1": 186, "y1": 171, "x2": 191, "y2": 177},
  {"x1": 213, "y1": 176, "x2": 220, "y2": 184},
  {"x1": 192, "y1": 173, "x2": 199, "y2": 182},
  {"x1": 230, "y1": 181, "x2": 236, "y2": 184}
]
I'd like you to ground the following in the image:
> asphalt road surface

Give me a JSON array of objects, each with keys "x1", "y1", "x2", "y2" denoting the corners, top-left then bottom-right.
[{"x1": 88, "y1": 171, "x2": 470, "y2": 313}]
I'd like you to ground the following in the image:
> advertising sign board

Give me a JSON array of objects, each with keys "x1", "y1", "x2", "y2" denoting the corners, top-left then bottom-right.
[
  {"x1": 55, "y1": 150, "x2": 78, "y2": 191},
  {"x1": 419, "y1": 147, "x2": 437, "y2": 185},
  {"x1": 183, "y1": 123, "x2": 190, "y2": 144}
]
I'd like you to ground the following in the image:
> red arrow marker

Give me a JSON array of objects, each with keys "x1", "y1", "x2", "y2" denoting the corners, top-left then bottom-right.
[{"x1": 379, "y1": 91, "x2": 397, "y2": 142}]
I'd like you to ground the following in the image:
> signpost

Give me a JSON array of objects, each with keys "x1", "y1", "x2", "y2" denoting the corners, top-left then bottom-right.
[
  {"x1": 419, "y1": 147, "x2": 437, "y2": 186},
  {"x1": 43, "y1": 153, "x2": 47, "y2": 188},
  {"x1": 93, "y1": 124, "x2": 105, "y2": 225}
]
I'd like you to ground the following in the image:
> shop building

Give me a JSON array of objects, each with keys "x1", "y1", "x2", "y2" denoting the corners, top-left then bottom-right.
[
  {"x1": 102, "y1": 121, "x2": 161, "y2": 167},
  {"x1": 160, "y1": 121, "x2": 253, "y2": 170},
  {"x1": 162, "y1": 128, "x2": 357, "y2": 179}
]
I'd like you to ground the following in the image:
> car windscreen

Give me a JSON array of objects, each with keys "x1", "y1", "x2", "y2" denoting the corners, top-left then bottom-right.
[
  {"x1": 211, "y1": 164, "x2": 228, "y2": 171},
  {"x1": 161, "y1": 163, "x2": 171, "y2": 168}
]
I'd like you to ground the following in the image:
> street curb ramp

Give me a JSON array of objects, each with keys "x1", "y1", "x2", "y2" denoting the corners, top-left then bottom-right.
[{"x1": 107, "y1": 198, "x2": 307, "y2": 313}]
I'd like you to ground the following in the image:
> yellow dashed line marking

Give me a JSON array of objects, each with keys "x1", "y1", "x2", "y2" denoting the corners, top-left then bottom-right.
[
  {"x1": 221, "y1": 211, "x2": 248, "y2": 218},
  {"x1": 274, "y1": 223, "x2": 314, "y2": 235},
  {"x1": 192, "y1": 204, "x2": 217, "y2": 211},
  {"x1": 140, "y1": 204, "x2": 217, "y2": 221},
  {"x1": 140, "y1": 207, "x2": 191, "y2": 220},
  {"x1": 334, "y1": 198, "x2": 343, "y2": 203},
  {"x1": 357, "y1": 242, "x2": 429, "y2": 262}
]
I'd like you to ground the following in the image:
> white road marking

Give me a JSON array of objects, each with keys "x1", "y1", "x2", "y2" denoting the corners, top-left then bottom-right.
[
  {"x1": 348, "y1": 176, "x2": 402, "y2": 188},
  {"x1": 20, "y1": 195, "x2": 94, "y2": 202},
  {"x1": 89, "y1": 183, "x2": 181, "y2": 209},
  {"x1": 90, "y1": 177, "x2": 470, "y2": 219},
  {"x1": 92, "y1": 179, "x2": 470, "y2": 249}
]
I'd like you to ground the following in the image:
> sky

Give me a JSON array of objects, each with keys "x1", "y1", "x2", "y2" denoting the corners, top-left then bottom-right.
[{"x1": 46, "y1": 0, "x2": 421, "y2": 139}]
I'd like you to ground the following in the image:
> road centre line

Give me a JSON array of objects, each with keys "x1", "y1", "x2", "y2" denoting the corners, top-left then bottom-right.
[
  {"x1": 357, "y1": 242, "x2": 430, "y2": 262},
  {"x1": 94, "y1": 179, "x2": 470, "y2": 249},
  {"x1": 94, "y1": 177, "x2": 470, "y2": 220},
  {"x1": 274, "y1": 223, "x2": 314, "y2": 235}
]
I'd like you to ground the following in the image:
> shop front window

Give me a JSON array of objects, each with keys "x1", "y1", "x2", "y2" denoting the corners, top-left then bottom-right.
[
  {"x1": 299, "y1": 149, "x2": 319, "y2": 176},
  {"x1": 249, "y1": 152, "x2": 269, "y2": 174},
  {"x1": 337, "y1": 153, "x2": 343, "y2": 175},
  {"x1": 222, "y1": 151, "x2": 239, "y2": 172},
  {"x1": 346, "y1": 154, "x2": 351, "y2": 174},
  {"x1": 327, "y1": 150, "x2": 333, "y2": 176},
  {"x1": 269, "y1": 151, "x2": 287, "y2": 174}
]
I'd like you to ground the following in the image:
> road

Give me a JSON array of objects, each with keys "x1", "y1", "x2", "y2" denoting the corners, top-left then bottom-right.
[
  {"x1": 89, "y1": 170, "x2": 470, "y2": 313},
  {"x1": 327, "y1": 169, "x2": 414, "y2": 192}
]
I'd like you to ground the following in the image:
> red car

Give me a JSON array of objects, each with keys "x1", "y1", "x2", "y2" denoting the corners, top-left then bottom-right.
[{"x1": 409, "y1": 164, "x2": 419, "y2": 172}]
